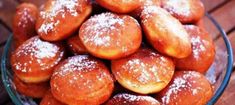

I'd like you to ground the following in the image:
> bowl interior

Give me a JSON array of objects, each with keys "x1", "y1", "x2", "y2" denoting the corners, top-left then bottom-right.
[{"x1": 1, "y1": 14, "x2": 233, "y2": 105}]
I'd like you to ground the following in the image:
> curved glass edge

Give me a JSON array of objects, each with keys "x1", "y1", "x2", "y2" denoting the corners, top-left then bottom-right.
[
  {"x1": 206, "y1": 13, "x2": 234, "y2": 105},
  {"x1": 1, "y1": 35, "x2": 23, "y2": 105}
]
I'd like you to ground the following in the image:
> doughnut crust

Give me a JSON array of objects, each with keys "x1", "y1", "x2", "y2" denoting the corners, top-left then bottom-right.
[
  {"x1": 140, "y1": 6, "x2": 191, "y2": 58},
  {"x1": 13, "y1": 75, "x2": 49, "y2": 98},
  {"x1": 161, "y1": 0, "x2": 205, "y2": 23},
  {"x1": 96, "y1": 0, "x2": 141, "y2": 13},
  {"x1": 79, "y1": 12, "x2": 142, "y2": 60},
  {"x1": 175, "y1": 25, "x2": 215, "y2": 73},
  {"x1": 13, "y1": 3, "x2": 38, "y2": 47},
  {"x1": 36, "y1": 0, "x2": 92, "y2": 41},
  {"x1": 50, "y1": 55, "x2": 114, "y2": 105},
  {"x1": 40, "y1": 90, "x2": 65, "y2": 105},
  {"x1": 11, "y1": 36, "x2": 65, "y2": 83},
  {"x1": 66, "y1": 35, "x2": 88, "y2": 55},
  {"x1": 157, "y1": 71, "x2": 213, "y2": 105},
  {"x1": 111, "y1": 48, "x2": 175, "y2": 94},
  {"x1": 105, "y1": 93, "x2": 160, "y2": 105}
]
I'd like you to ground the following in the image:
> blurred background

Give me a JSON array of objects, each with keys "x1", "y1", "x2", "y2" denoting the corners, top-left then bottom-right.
[{"x1": 0, "y1": 0, "x2": 234, "y2": 105}]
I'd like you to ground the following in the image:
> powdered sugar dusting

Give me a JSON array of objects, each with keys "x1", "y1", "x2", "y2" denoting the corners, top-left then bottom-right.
[
  {"x1": 38, "y1": 0, "x2": 81, "y2": 34},
  {"x1": 53, "y1": 55, "x2": 98, "y2": 77},
  {"x1": 41, "y1": 0, "x2": 80, "y2": 19},
  {"x1": 81, "y1": 12, "x2": 125, "y2": 47},
  {"x1": 162, "y1": 0, "x2": 191, "y2": 17},
  {"x1": 161, "y1": 71, "x2": 203, "y2": 104},
  {"x1": 191, "y1": 36, "x2": 206, "y2": 59},
  {"x1": 141, "y1": 5, "x2": 158, "y2": 21},
  {"x1": 17, "y1": 8, "x2": 35, "y2": 28},
  {"x1": 118, "y1": 49, "x2": 174, "y2": 85},
  {"x1": 13, "y1": 36, "x2": 63, "y2": 72},
  {"x1": 111, "y1": 93, "x2": 160, "y2": 104},
  {"x1": 125, "y1": 59, "x2": 152, "y2": 84}
]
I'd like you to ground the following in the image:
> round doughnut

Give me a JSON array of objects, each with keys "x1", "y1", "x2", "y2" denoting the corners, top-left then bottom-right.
[
  {"x1": 111, "y1": 47, "x2": 175, "y2": 94},
  {"x1": 40, "y1": 90, "x2": 65, "y2": 105},
  {"x1": 13, "y1": 3, "x2": 38, "y2": 47},
  {"x1": 50, "y1": 55, "x2": 114, "y2": 105},
  {"x1": 13, "y1": 75, "x2": 49, "y2": 98},
  {"x1": 36, "y1": 0, "x2": 92, "y2": 41},
  {"x1": 140, "y1": 6, "x2": 191, "y2": 58},
  {"x1": 79, "y1": 12, "x2": 142, "y2": 60},
  {"x1": 161, "y1": 0, "x2": 205, "y2": 23},
  {"x1": 175, "y1": 25, "x2": 215, "y2": 73},
  {"x1": 11, "y1": 36, "x2": 65, "y2": 83},
  {"x1": 66, "y1": 35, "x2": 88, "y2": 55},
  {"x1": 96, "y1": 0, "x2": 141, "y2": 13},
  {"x1": 156, "y1": 71, "x2": 213, "y2": 105},
  {"x1": 105, "y1": 93, "x2": 160, "y2": 105}
]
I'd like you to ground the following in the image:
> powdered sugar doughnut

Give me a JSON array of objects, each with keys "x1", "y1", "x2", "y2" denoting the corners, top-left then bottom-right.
[
  {"x1": 36, "y1": 0, "x2": 92, "y2": 41},
  {"x1": 106, "y1": 93, "x2": 160, "y2": 105},
  {"x1": 157, "y1": 71, "x2": 213, "y2": 105},
  {"x1": 175, "y1": 25, "x2": 215, "y2": 73},
  {"x1": 96, "y1": 0, "x2": 141, "y2": 13},
  {"x1": 111, "y1": 48, "x2": 175, "y2": 94},
  {"x1": 161, "y1": 0, "x2": 205, "y2": 23},
  {"x1": 13, "y1": 3, "x2": 38, "y2": 47},
  {"x1": 50, "y1": 55, "x2": 114, "y2": 105},
  {"x1": 79, "y1": 12, "x2": 142, "y2": 60},
  {"x1": 11, "y1": 36, "x2": 65, "y2": 83},
  {"x1": 140, "y1": 6, "x2": 191, "y2": 58}
]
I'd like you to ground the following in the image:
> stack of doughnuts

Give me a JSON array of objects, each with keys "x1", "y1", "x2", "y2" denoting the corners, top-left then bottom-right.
[{"x1": 11, "y1": 0, "x2": 215, "y2": 105}]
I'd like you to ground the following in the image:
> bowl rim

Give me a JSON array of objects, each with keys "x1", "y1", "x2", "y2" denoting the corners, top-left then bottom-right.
[
  {"x1": 1, "y1": 14, "x2": 233, "y2": 105},
  {"x1": 1, "y1": 35, "x2": 23, "y2": 105},
  {"x1": 206, "y1": 13, "x2": 234, "y2": 104}
]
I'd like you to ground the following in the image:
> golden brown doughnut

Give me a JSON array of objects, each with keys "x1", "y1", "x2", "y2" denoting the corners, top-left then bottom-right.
[
  {"x1": 105, "y1": 93, "x2": 160, "y2": 105},
  {"x1": 36, "y1": 0, "x2": 92, "y2": 41},
  {"x1": 161, "y1": 0, "x2": 205, "y2": 23},
  {"x1": 66, "y1": 35, "x2": 88, "y2": 55},
  {"x1": 11, "y1": 36, "x2": 65, "y2": 83},
  {"x1": 111, "y1": 47, "x2": 175, "y2": 94},
  {"x1": 96, "y1": 0, "x2": 141, "y2": 13},
  {"x1": 13, "y1": 3, "x2": 38, "y2": 47},
  {"x1": 40, "y1": 90, "x2": 65, "y2": 105},
  {"x1": 175, "y1": 25, "x2": 215, "y2": 73},
  {"x1": 140, "y1": 6, "x2": 191, "y2": 58},
  {"x1": 50, "y1": 55, "x2": 114, "y2": 105},
  {"x1": 13, "y1": 75, "x2": 49, "y2": 98},
  {"x1": 156, "y1": 71, "x2": 213, "y2": 105},
  {"x1": 79, "y1": 12, "x2": 142, "y2": 60}
]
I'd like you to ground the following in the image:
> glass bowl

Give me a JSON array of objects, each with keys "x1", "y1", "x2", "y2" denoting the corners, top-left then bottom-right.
[{"x1": 1, "y1": 14, "x2": 233, "y2": 105}]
